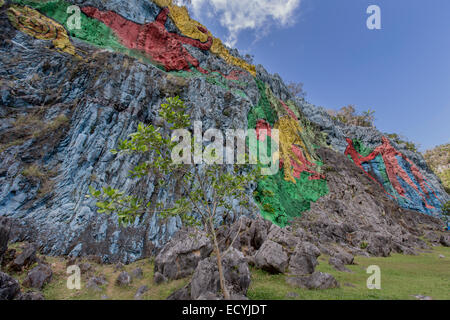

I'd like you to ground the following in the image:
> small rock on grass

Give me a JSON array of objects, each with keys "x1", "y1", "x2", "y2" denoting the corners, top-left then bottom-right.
[
  {"x1": 115, "y1": 271, "x2": 132, "y2": 287},
  {"x1": 134, "y1": 285, "x2": 149, "y2": 300}
]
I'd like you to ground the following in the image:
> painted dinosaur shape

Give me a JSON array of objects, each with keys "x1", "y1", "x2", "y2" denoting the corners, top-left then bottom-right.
[{"x1": 81, "y1": 6, "x2": 213, "y2": 73}]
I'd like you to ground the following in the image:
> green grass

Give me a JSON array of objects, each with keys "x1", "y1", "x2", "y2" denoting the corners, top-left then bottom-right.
[
  {"x1": 6, "y1": 243, "x2": 188, "y2": 300},
  {"x1": 248, "y1": 246, "x2": 450, "y2": 300},
  {"x1": 7, "y1": 243, "x2": 449, "y2": 300}
]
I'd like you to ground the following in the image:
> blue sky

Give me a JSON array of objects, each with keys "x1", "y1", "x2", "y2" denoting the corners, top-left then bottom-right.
[{"x1": 186, "y1": 0, "x2": 450, "y2": 151}]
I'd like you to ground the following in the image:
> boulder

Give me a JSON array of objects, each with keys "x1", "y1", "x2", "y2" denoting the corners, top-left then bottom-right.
[
  {"x1": 167, "y1": 285, "x2": 191, "y2": 300},
  {"x1": 79, "y1": 262, "x2": 92, "y2": 274},
  {"x1": 134, "y1": 285, "x2": 149, "y2": 300},
  {"x1": 267, "y1": 225, "x2": 299, "y2": 250},
  {"x1": 440, "y1": 235, "x2": 450, "y2": 247},
  {"x1": 197, "y1": 292, "x2": 222, "y2": 300},
  {"x1": 328, "y1": 257, "x2": 351, "y2": 273},
  {"x1": 114, "y1": 262, "x2": 125, "y2": 272},
  {"x1": 153, "y1": 272, "x2": 167, "y2": 285},
  {"x1": 254, "y1": 240, "x2": 289, "y2": 273},
  {"x1": 115, "y1": 271, "x2": 132, "y2": 287},
  {"x1": 154, "y1": 228, "x2": 213, "y2": 280},
  {"x1": 287, "y1": 272, "x2": 339, "y2": 290},
  {"x1": 131, "y1": 268, "x2": 143, "y2": 279},
  {"x1": 332, "y1": 248, "x2": 355, "y2": 265},
  {"x1": 189, "y1": 248, "x2": 251, "y2": 300},
  {"x1": 365, "y1": 234, "x2": 392, "y2": 257},
  {"x1": 217, "y1": 217, "x2": 271, "y2": 255},
  {"x1": 288, "y1": 242, "x2": 320, "y2": 276},
  {"x1": 424, "y1": 231, "x2": 440, "y2": 243},
  {"x1": 0, "y1": 217, "x2": 10, "y2": 266},
  {"x1": 0, "y1": 272, "x2": 20, "y2": 300},
  {"x1": 8, "y1": 243, "x2": 38, "y2": 272},
  {"x1": 86, "y1": 275, "x2": 107, "y2": 291},
  {"x1": 1, "y1": 249, "x2": 16, "y2": 268},
  {"x1": 16, "y1": 290, "x2": 45, "y2": 300},
  {"x1": 22, "y1": 264, "x2": 53, "y2": 290}
]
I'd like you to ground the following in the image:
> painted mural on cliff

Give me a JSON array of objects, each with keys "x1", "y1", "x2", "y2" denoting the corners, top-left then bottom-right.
[
  {"x1": 248, "y1": 80, "x2": 328, "y2": 227},
  {"x1": 345, "y1": 137, "x2": 443, "y2": 214},
  {"x1": 8, "y1": 0, "x2": 254, "y2": 78}
]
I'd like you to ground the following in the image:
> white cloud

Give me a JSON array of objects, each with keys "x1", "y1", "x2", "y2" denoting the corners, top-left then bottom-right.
[{"x1": 184, "y1": 0, "x2": 302, "y2": 47}]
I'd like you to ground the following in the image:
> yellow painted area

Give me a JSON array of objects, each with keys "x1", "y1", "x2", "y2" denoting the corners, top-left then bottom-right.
[
  {"x1": 152, "y1": 0, "x2": 256, "y2": 76},
  {"x1": 7, "y1": 5, "x2": 79, "y2": 58},
  {"x1": 0, "y1": 0, "x2": 5, "y2": 8},
  {"x1": 275, "y1": 116, "x2": 312, "y2": 183}
]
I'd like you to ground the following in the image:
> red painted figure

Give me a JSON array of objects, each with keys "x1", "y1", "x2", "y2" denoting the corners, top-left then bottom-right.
[
  {"x1": 81, "y1": 7, "x2": 213, "y2": 73},
  {"x1": 344, "y1": 138, "x2": 392, "y2": 195},
  {"x1": 360, "y1": 137, "x2": 436, "y2": 208}
]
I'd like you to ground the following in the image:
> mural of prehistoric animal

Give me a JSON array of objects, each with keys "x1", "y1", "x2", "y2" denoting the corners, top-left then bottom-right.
[
  {"x1": 250, "y1": 81, "x2": 328, "y2": 227},
  {"x1": 7, "y1": 5, "x2": 79, "y2": 57},
  {"x1": 9, "y1": 0, "x2": 253, "y2": 78},
  {"x1": 345, "y1": 137, "x2": 442, "y2": 214},
  {"x1": 152, "y1": 0, "x2": 256, "y2": 76},
  {"x1": 81, "y1": 6, "x2": 212, "y2": 73}
]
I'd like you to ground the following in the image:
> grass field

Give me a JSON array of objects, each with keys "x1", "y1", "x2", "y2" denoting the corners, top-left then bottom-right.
[
  {"x1": 7, "y1": 243, "x2": 450, "y2": 300},
  {"x1": 248, "y1": 246, "x2": 450, "y2": 300}
]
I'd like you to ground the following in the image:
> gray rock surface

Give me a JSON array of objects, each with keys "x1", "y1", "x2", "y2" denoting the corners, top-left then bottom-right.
[
  {"x1": 287, "y1": 272, "x2": 339, "y2": 290},
  {"x1": 134, "y1": 285, "x2": 149, "y2": 300},
  {"x1": 0, "y1": 0, "x2": 447, "y2": 266},
  {"x1": 0, "y1": 217, "x2": 9, "y2": 265},
  {"x1": 254, "y1": 240, "x2": 289, "y2": 274},
  {"x1": 328, "y1": 257, "x2": 351, "y2": 273},
  {"x1": 154, "y1": 228, "x2": 213, "y2": 280},
  {"x1": 115, "y1": 271, "x2": 132, "y2": 287},
  {"x1": 0, "y1": 0, "x2": 259, "y2": 263},
  {"x1": 0, "y1": 272, "x2": 20, "y2": 300},
  {"x1": 8, "y1": 243, "x2": 37, "y2": 272},
  {"x1": 16, "y1": 290, "x2": 45, "y2": 300},
  {"x1": 153, "y1": 271, "x2": 167, "y2": 285},
  {"x1": 173, "y1": 248, "x2": 251, "y2": 300},
  {"x1": 23, "y1": 264, "x2": 53, "y2": 290},
  {"x1": 288, "y1": 243, "x2": 320, "y2": 276}
]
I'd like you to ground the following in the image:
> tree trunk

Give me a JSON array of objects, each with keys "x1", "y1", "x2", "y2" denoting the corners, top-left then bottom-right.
[{"x1": 209, "y1": 221, "x2": 230, "y2": 300}]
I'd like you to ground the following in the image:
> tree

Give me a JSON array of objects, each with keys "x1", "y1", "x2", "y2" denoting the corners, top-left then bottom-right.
[
  {"x1": 327, "y1": 105, "x2": 376, "y2": 128},
  {"x1": 287, "y1": 81, "x2": 306, "y2": 99},
  {"x1": 87, "y1": 97, "x2": 261, "y2": 299}
]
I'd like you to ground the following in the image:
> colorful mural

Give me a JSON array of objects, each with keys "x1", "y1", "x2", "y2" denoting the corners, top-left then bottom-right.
[
  {"x1": 345, "y1": 137, "x2": 443, "y2": 214},
  {"x1": 249, "y1": 80, "x2": 328, "y2": 227},
  {"x1": 7, "y1": 5, "x2": 80, "y2": 57},
  {"x1": 9, "y1": 0, "x2": 255, "y2": 77},
  {"x1": 81, "y1": 6, "x2": 212, "y2": 73}
]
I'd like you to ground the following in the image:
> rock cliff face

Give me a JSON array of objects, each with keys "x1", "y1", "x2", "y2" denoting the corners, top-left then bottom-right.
[{"x1": 0, "y1": 0, "x2": 448, "y2": 263}]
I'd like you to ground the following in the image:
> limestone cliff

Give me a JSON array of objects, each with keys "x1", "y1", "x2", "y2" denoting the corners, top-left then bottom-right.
[{"x1": 0, "y1": 0, "x2": 447, "y2": 263}]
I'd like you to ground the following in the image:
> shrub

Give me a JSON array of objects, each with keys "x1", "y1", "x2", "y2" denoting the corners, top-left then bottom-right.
[{"x1": 327, "y1": 105, "x2": 375, "y2": 128}]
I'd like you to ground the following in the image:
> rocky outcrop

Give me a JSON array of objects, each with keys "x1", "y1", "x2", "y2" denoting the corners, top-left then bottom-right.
[
  {"x1": 0, "y1": 217, "x2": 10, "y2": 265},
  {"x1": 154, "y1": 228, "x2": 213, "y2": 280},
  {"x1": 23, "y1": 264, "x2": 53, "y2": 290},
  {"x1": 0, "y1": 272, "x2": 20, "y2": 300},
  {"x1": 0, "y1": 0, "x2": 447, "y2": 266},
  {"x1": 287, "y1": 272, "x2": 339, "y2": 290},
  {"x1": 8, "y1": 243, "x2": 38, "y2": 272},
  {"x1": 254, "y1": 240, "x2": 289, "y2": 274},
  {"x1": 115, "y1": 271, "x2": 132, "y2": 287},
  {"x1": 169, "y1": 248, "x2": 251, "y2": 300}
]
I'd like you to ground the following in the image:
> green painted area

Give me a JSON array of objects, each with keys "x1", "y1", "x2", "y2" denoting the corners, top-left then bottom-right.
[
  {"x1": 255, "y1": 169, "x2": 328, "y2": 227},
  {"x1": 248, "y1": 79, "x2": 277, "y2": 128},
  {"x1": 249, "y1": 80, "x2": 328, "y2": 227},
  {"x1": 353, "y1": 139, "x2": 373, "y2": 157}
]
